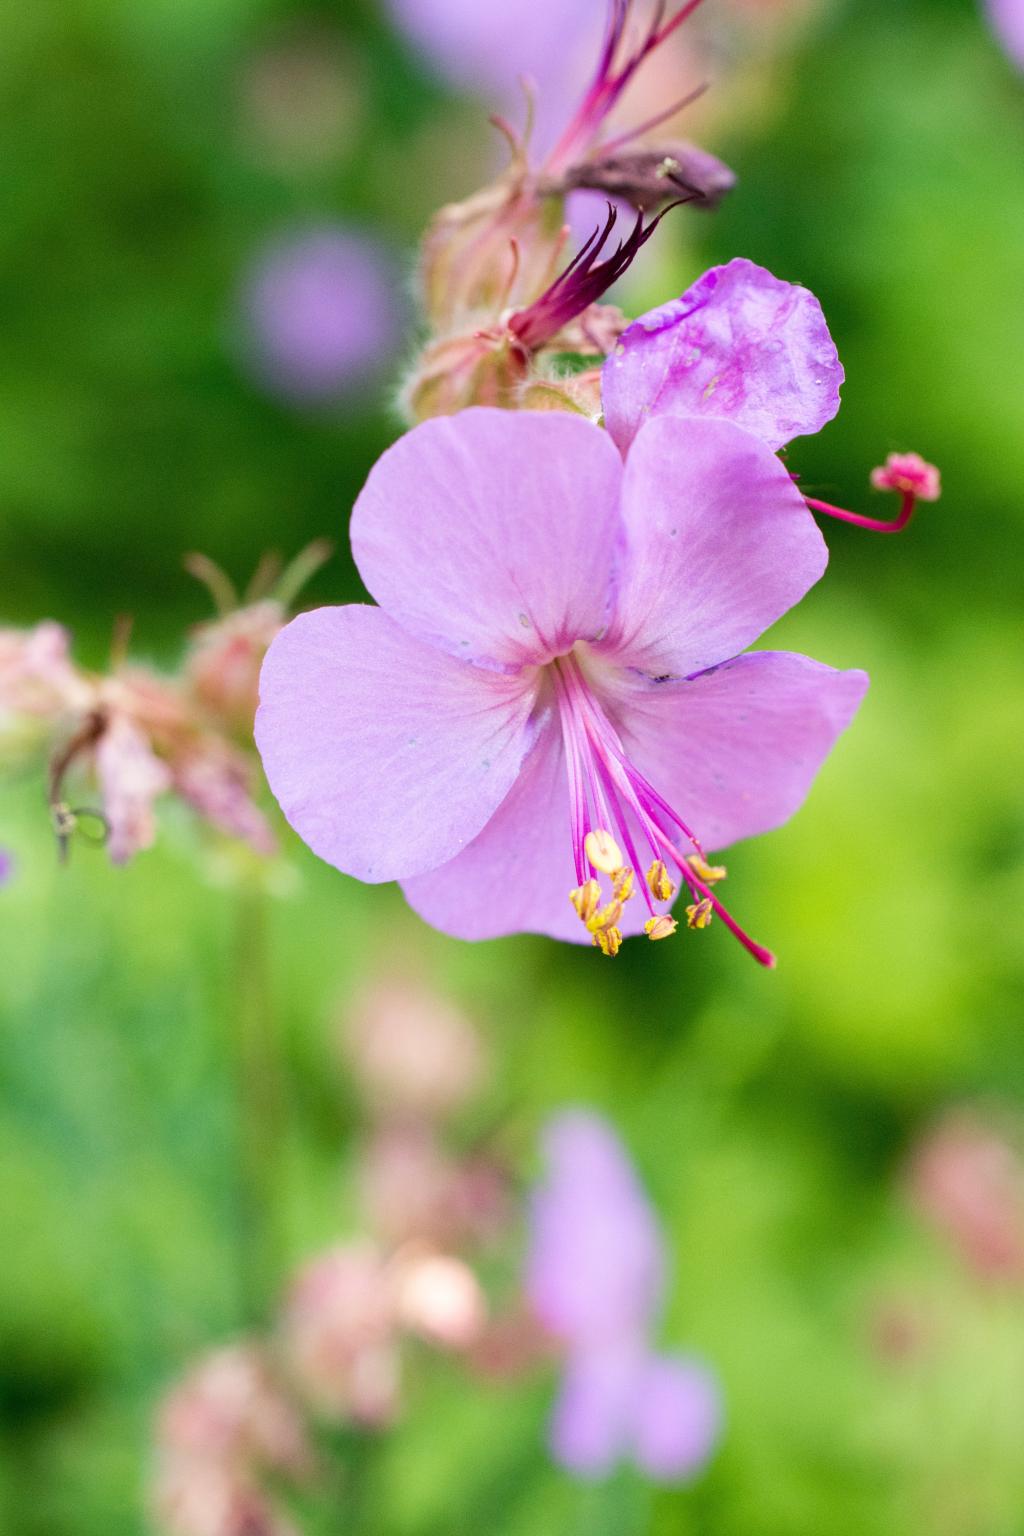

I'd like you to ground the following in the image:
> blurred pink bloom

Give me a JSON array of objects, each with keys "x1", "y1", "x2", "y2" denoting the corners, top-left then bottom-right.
[
  {"x1": 280, "y1": 1241, "x2": 401, "y2": 1425},
  {"x1": 528, "y1": 1111, "x2": 723, "y2": 1482},
  {"x1": 908, "y1": 1112, "x2": 1024, "y2": 1283},
  {"x1": 95, "y1": 713, "x2": 172, "y2": 863},
  {"x1": 0, "y1": 848, "x2": 14, "y2": 887},
  {"x1": 152, "y1": 1460, "x2": 299, "y2": 1536},
  {"x1": 359, "y1": 1125, "x2": 512, "y2": 1250},
  {"x1": 393, "y1": 1249, "x2": 487, "y2": 1349},
  {"x1": 156, "y1": 1344, "x2": 312, "y2": 1476},
  {"x1": 0, "y1": 621, "x2": 88, "y2": 732},
  {"x1": 344, "y1": 978, "x2": 487, "y2": 1121},
  {"x1": 986, "y1": 0, "x2": 1024, "y2": 67},
  {"x1": 186, "y1": 601, "x2": 285, "y2": 736},
  {"x1": 241, "y1": 226, "x2": 401, "y2": 404}
]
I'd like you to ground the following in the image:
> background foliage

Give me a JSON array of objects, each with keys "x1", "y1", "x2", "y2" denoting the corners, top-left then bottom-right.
[{"x1": 2, "y1": 0, "x2": 1023, "y2": 1531}]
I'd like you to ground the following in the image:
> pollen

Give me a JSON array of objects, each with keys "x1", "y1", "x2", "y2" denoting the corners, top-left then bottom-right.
[
  {"x1": 646, "y1": 859, "x2": 675, "y2": 902},
  {"x1": 584, "y1": 827, "x2": 624, "y2": 875},
  {"x1": 586, "y1": 899, "x2": 623, "y2": 936},
  {"x1": 592, "y1": 925, "x2": 623, "y2": 957},
  {"x1": 612, "y1": 866, "x2": 635, "y2": 902},
  {"x1": 569, "y1": 878, "x2": 602, "y2": 922},
  {"x1": 686, "y1": 854, "x2": 727, "y2": 885},
  {"x1": 686, "y1": 898, "x2": 714, "y2": 930},
  {"x1": 645, "y1": 915, "x2": 678, "y2": 941}
]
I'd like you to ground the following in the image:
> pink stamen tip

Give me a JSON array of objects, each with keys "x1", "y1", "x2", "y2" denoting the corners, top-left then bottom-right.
[{"x1": 870, "y1": 452, "x2": 941, "y2": 502}]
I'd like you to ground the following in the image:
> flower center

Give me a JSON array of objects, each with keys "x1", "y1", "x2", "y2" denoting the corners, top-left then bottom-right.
[{"x1": 550, "y1": 650, "x2": 775, "y2": 966}]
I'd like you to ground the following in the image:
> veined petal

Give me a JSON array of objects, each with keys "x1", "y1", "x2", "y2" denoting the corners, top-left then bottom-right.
[
  {"x1": 400, "y1": 722, "x2": 655, "y2": 944},
  {"x1": 255, "y1": 606, "x2": 536, "y2": 883},
  {"x1": 350, "y1": 409, "x2": 623, "y2": 668},
  {"x1": 602, "y1": 257, "x2": 843, "y2": 453},
  {"x1": 614, "y1": 651, "x2": 869, "y2": 852},
  {"x1": 600, "y1": 416, "x2": 828, "y2": 680}
]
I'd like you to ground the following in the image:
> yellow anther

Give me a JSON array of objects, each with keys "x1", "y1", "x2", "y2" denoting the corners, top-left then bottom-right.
[
  {"x1": 612, "y1": 866, "x2": 635, "y2": 902},
  {"x1": 686, "y1": 854, "x2": 727, "y2": 885},
  {"x1": 645, "y1": 915, "x2": 678, "y2": 941},
  {"x1": 584, "y1": 828, "x2": 623, "y2": 875},
  {"x1": 586, "y1": 899, "x2": 623, "y2": 936},
  {"x1": 592, "y1": 925, "x2": 623, "y2": 957},
  {"x1": 685, "y1": 898, "x2": 714, "y2": 930},
  {"x1": 569, "y1": 878, "x2": 602, "y2": 923},
  {"x1": 646, "y1": 859, "x2": 675, "y2": 902}
]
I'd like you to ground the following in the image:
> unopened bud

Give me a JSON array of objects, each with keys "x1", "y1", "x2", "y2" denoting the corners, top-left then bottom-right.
[{"x1": 557, "y1": 142, "x2": 736, "y2": 213}]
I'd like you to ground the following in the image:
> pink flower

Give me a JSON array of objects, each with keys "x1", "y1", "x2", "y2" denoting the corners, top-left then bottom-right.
[
  {"x1": 343, "y1": 978, "x2": 487, "y2": 1121},
  {"x1": 527, "y1": 1111, "x2": 722, "y2": 1482},
  {"x1": 0, "y1": 622, "x2": 88, "y2": 736},
  {"x1": 279, "y1": 1242, "x2": 401, "y2": 1425},
  {"x1": 95, "y1": 713, "x2": 172, "y2": 863},
  {"x1": 908, "y1": 1112, "x2": 1024, "y2": 1284},
  {"x1": 256, "y1": 407, "x2": 866, "y2": 962},
  {"x1": 155, "y1": 1344, "x2": 311, "y2": 1476}
]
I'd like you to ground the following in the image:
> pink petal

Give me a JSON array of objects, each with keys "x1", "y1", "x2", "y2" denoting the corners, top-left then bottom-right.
[
  {"x1": 400, "y1": 722, "x2": 655, "y2": 944},
  {"x1": 255, "y1": 605, "x2": 536, "y2": 883},
  {"x1": 615, "y1": 650, "x2": 869, "y2": 852},
  {"x1": 602, "y1": 258, "x2": 843, "y2": 453},
  {"x1": 350, "y1": 409, "x2": 623, "y2": 668},
  {"x1": 599, "y1": 416, "x2": 828, "y2": 680},
  {"x1": 95, "y1": 715, "x2": 171, "y2": 864},
  {"x1": 629, "y1": 1355, "x2": 722, "y2": 1482}
]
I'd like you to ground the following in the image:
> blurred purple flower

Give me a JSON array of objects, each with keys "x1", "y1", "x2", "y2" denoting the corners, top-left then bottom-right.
[
  {"x1": 986, "y1": 0, "x2": 1024, "y2": 67},
  {"x1": 0, "y1": 848, "x2": 14, "y2": 886},
  {"x1": 385, "y1": 0, "x2": 600, "y2": 146},
  {"x1": 241, "y1": 226, "x2": 401, "y2": 404},
  {"x1": 527, "y1": 1111, "x2": 722, "y2": 1482}
]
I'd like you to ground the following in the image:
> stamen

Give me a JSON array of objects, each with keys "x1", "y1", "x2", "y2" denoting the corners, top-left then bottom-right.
[
  {"x1": 645, "y1": 914, "x2": 678, "y2": 941},
  {"x1": 612, "y1": 867, "x2": 635, "y2": 902},
  {"x1": 646, "y1": 859, "x2": 675, "y2": 902},
  {"x1": 592, "y1": 925, "x2": 623, "y2": 957},
  {"x1": 569, "y1": 878, "x2": 602, "y2": 922},
  {"x1": 685, "y1": 898, "x2": 714, "y2": 930},
  {"x1": 584, "y1": 827, "x2": 623, "y2": 874},
  {"x1": 686, "y1": 854, "x2": 726, "y2": 884}
]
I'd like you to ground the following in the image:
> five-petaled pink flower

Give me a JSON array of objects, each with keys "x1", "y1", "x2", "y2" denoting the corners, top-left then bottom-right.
[{"x1": 256, "y1": 399, "x2": 868, "y2": 963}]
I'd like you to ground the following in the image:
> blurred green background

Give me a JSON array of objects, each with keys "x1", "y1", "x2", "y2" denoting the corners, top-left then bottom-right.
[{"x1": 2, "y1": 0, "x2": 1024, "y2": 1531}]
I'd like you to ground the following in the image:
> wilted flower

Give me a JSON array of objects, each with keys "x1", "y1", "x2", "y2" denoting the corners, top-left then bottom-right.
[
  {"x1": 908, "y1": 1111, "x2": 1024, "y2": 1284},
  {"x1": 279, "y1": 1241, "x2": 402, "y2": 1425},
  {"x1": 241, "y1": 226, "x2": 401, "y2": 404},
  {"x1": 257, "y1": 407, "x2": 866, "y2": 962},
  {"x1": 405, "y1": 1, "x2": 733, "y2": 418},
  {"x1": 344, "y1": 977, "x2": 487, "y2": 1122},
  {"x1": 527, "y1": 1111, "x2": 722, "y2": 1481}
]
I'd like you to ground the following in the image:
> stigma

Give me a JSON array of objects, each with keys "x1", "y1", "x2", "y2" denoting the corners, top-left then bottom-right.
[{"x1": 555, "y1": 651, "x2": 776, "y2": 967}]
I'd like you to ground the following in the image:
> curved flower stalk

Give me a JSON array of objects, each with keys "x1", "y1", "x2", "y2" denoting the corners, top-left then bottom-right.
[
  {"x1": 527, "y1": 1110, "x2": 722, "y2": 1480},
  {"x1": 404, "y1": 0, "x2": 735, "y2": 420},
  {"x1": 256, "y1": 408, "x2": 867, "y2": 964}
]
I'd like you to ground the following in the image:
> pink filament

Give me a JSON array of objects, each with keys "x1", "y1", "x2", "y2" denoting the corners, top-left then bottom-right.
[{"x1": 805, "y1": 490, "x2": 917, "y2": 535}]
